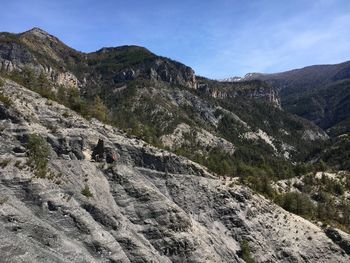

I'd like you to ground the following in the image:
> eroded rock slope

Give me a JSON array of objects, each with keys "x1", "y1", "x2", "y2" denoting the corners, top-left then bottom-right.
[{"x1": 0, "y1": 79, "x2": 349, "y2": 262}]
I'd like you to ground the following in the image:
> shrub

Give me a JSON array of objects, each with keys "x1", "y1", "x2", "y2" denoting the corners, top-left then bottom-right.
[
  {"x1": 26, "y1": 134, "x2": 50, "y2": 178},
  {"x1": 239, "y1": 240, "x2": 255, "y2": 263},
  {"x1": 81, "y1": 184, "x2": 93, "y2": 198}
]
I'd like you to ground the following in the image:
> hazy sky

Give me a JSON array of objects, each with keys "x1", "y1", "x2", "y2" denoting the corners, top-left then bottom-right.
[{"x1": 1, "y1": 0, "x2": 350, "y2": 78}]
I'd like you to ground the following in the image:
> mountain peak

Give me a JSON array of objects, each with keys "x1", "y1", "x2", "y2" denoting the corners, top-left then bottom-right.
[{"x1": 23, "y1": 27, "x2": 54, "y2": 39}]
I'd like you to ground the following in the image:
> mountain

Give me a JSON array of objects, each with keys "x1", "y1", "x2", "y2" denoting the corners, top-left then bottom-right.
[
  {"x1": 1, "y1": 28, "x2": 350, "y2": 261},
  {"x1": 0, "y1": 28, "x2": 329, "y2": 181},
  {"x1": 1, "y1": 73, "x2": 350, "y2": 263},
  {"x1": 239, "y1": 61, "x2": 350, "y2": 135}
]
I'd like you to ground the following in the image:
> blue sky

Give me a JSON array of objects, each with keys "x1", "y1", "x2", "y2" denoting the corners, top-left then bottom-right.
[{"x1": 0, "y1": 0, "x2": 350, "y2": 78}]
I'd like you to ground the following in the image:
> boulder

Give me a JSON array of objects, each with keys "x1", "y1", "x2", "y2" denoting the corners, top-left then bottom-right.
[{"x1": 91, "y1": 139, "x2": 105, "y2": 162}]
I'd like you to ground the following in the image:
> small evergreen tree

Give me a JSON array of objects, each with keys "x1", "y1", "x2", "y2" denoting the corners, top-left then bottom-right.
[
  {"x1": 91, "y1": 95, "x2": 108, "y2": 122},
  {"x1": 27, "y1": 134, "x2": 50, "y2": 178}
]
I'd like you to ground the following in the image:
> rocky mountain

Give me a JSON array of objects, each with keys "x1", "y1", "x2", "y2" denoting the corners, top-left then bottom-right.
[
  {"x1": 1, "y1": 75, "x2": 350, "y2": 263},
  {"x1": 237, "y1": 61, "x2": 350, "y2": 135}
]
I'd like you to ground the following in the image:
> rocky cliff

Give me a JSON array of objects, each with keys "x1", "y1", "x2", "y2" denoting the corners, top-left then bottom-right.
[
  {"x1": 198, "y1": 78, "x2": 281, "y2": 108},
  {"x1": 0, "y1": 78, "x2": 349, "y2": 262}
]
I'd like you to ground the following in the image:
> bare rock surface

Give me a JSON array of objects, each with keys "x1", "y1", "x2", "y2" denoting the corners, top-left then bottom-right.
[
  {"x1": 0, "y1": 79, "x2": 349, "y2": 262},
  {"x1": 160, "y1": 123, "x2": 235, "y2": 155}
]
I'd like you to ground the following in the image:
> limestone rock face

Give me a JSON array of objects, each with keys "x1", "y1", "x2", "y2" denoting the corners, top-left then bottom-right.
[
  {"x1": 198, "y1": 81, "x2": 281, "y2": 108},
  {"x1": 56, "y1": 72, "x2": 79, "y2": 89},
  {"x1": 0, "y1": 79, "x2": 349, "y2": 262}
]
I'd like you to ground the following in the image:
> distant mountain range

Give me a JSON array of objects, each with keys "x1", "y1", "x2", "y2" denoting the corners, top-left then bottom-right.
[{"x1": 224, "y1": 61, "x2": 350, "y2": 136}]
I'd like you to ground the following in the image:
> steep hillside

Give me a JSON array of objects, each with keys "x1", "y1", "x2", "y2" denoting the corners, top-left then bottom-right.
[{"x1": 0, "y1": 78, "x2": 349, "y2": 262}]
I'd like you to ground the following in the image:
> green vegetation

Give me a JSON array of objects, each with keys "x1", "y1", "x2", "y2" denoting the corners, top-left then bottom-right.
[
  {"x1": 26, "y1": 134, "x2": 50, "y2": 178},
  {"x1": 81, "y1": 184, "x2": 93, "y2": 198},
  {"x1": 241, "y1": 174, "x2": 275, "y2": 198},
  {"x1": 0, "y1": 92, "x2": 12, "y2": 107},
  {"x1": 239, "y1": 240, "x2": 255, "y2": 263},
  {"x1": 108, "y1": 80, "x2": 189, "y2": 145},
  {"x1": 0, "y1": 78, "x2": 4, "y2": 87}
]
